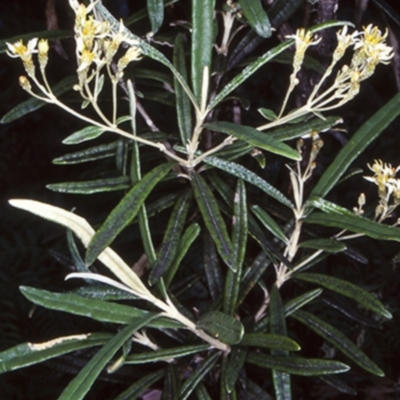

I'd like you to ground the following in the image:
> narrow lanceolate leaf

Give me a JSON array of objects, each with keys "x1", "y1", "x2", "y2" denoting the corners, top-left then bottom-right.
[
  {"x1": 270, "y1": 286, "x2": 291, "y2": 400},
  {"x1": 164, "y1": 223, "x2": 201, "y2": 287},
  {"x1": 241, "y1": 333, "x2": 300, "y2": 352},
  {"x1": 191, "y1": 0, "x2": 215, "y2": 101},
  {"x1": 255, "y1": 289, "x2": 323, "y2": 332},
  {"x1": 53, "y1": 141, "x2": 119, "y2": 164},
  {"x1": 246, "y1": 352, "x2": 350, "y2": 376},
  {"x1": 179, "y1": 352, "x2": 220, "y2": 400},
  {"x1": 62, "y1": 125, "x2": 106, "y2": 145},
  {"x1": 173, "y1": 33, "x2": 192, "y2": 145},
  {"x1": 319, "y1": 375, "x2": 357, "y2": 396},
  {"x1": 147, "y1": 0, "x2": 164, "y2": 33},
  {"x1": 0, "y1": 333, "x2": 111, "y2": 373},
  {"x1": 1, "y1": 76, "x2": 76, "y2": 124},
  {"x1": 309, "y1": 91, "x2": 400, "y2": 199},
  {"x1": 205, "y1": 122, "x2": 300, "y2": 160},
  {"x1": 195, "y1": 383, "x2": 212, "y2": 400},
  {"x1": 125, "y1": 345, "x2": 210, "y2": 364},
  {"x1": 58, "y1": 315, "x2": 159, "y2": 400},
  {"x1": 295, "y1": 273, "x2": 392, "y2": 319},
  {"x1": 162, "y1": 365, "x2": 179, "y2": 400},
  {"x1": 204, "y1": 157, "x2": 293, "y2": 208},
  {"x1": 9, "y1": 200, "x2": 154, "y2": 300},
  {"x1": 269, "y1": 116, "x2": 342, "y2": 141},
  {"x1": 202, "y1": 231, "x2": 224, "y2": 300},
  {"x1": 19, "y1": 286, "x2": 181, "y2": 329},
  {"x1": 299, "y1": 239, "x2": 346, "y2": 253},
  {"x1": 114, "y1": 369, "x2": 165, "y2": 400},
  {"x1": 191, "y1": 172, "x2": 236, "y2": 271},
  {"x1": 225, "y1": 346, "x2": 247, "y2": 393},
  {"x1": 86, "y1": 163, "x2": 173, "y2": 265},
  {"x1": 239, "y1": 0, "x2": 271, "y2": 38},
  {"x1": 224, "y1": 179, "x2": 247, "y2": 315},
  {"x1": 268, "y1": 0, "x2": 304, "y2": 28},
  {"x1": 305, "y1": 211, "x2": 400, "y2": 243},
  {"x1": 149, "y1": 191, "x2": 192, "y2": 285},
  {"x1": 291, "y1": 310, "x2": 384, "y2": 376},
  {"x1": 47, "y1": 176, "x2": 131, "y2": 194},
  {"x1": 196, "y1": 311, "x2": 244, "y2": 345},
  {"x1": 252, "y1": 205, "x2": 288, "y2": 244}
]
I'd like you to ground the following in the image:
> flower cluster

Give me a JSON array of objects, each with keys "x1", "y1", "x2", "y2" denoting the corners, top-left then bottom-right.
[
  {"x1": 68, "y1": 0, "x2": 141, "y2": 87},
  {"x1": 364, "y1": 160, "x2": 400, "y2": 220},
  {"x1": 6, "y1": 0, "x2": 142, "y2": 95},
  {"x1": 260, "y1": 24, "x2": 393, "y2": 129}
]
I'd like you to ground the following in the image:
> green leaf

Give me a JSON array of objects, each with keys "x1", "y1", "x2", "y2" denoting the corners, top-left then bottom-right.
[
  {"x1": 225, "y1": 346, "x2": 247, "y2": 393},
  {"x1": 147, "y1": 0, "x2": 164, "y2": 33},
  {"x1": 291, "y1": 310, "x2": 384, "y2": 376},
  {"x1": 114, "y1": 369, "x2": 165, "y2": 400},
  {"x1": 319, "y1": 375, "x2": 357, "y2": 396},
  {"x1": 269, "y1": 116, "x2": 342, "y2": 141},
  {"x1": 246, "y1": 352, "x2": 350, "y2": 376},
  {"x1": 173, "y1": 33, "x2": 193, "y2": 145},
  {"x1": 224, "y1": 179, "x2": 247, "y2": 315},
  {"x1": 258, "y1": 108, "x2": 278, "y2": 121},
  {"x1": 149, "y1": 191, "x2": 192, "y2": 285},
  {"x1": 294, "y1": 273, "x2": 392, "y2": 319},
  {"x1": 179, "y1": 352, "x2": 220, "y2": 400},
  {"x1": 191, "y1": 0, "x2": 215, "y2": 102},
  {"x1": 305, "y1": 211, "x2": 400, "y2": 244},
  {"x1": 1, "y1": 76, "x2": 76, "y2": 123},
  {"x1": 53, "y1": 141, "x2": 119, "y2": 164},
  {"x1": 125, "y1": 344, "x2": 210, "y2": 364},
  {"x1": 86, "y1": 163, "x2": 173, "y2": 265},
  {"x1": 204, "y1": 157, "x2": 293, "y2": 208},
  {"x1": 62, "y1": 125, "x2": 105, "y2": 145},
  {"x1": 205, "y1": 122, "x2": 300, "y2": 160},
  {"x1": 256, "y1": 289, "x2": 323, "y2": 332},
  {"x1": 0, "y1": 333, "x2": 111, "y2": 373},
  {"x1": 196, "y1": 311, "x2": 244, "y2": 345},
  {"x1": 162, "y1": 365, "x2": 179, "y2": 400},
  {"x1": 195, "y1": 383, "x2": 213, "y2": 400},
  {"x1": 270, "y1": 286, "x2": 291, "y2": 400},
  {"x1": 46, "y1": 176, "x2": 131, "y2": 194},
  {"x1": 299, "y1": 239, "x2": 346, "y2": 253},
  {"x1": 239, "y1": 0, "x2": 271, "y2": 38},
  {"x1": 19, "y1": 286, "x2": 182, "y2": 329},
  {"x1": 191, "y1": 172, "x2": 236, "y2": 271},
  {"x1": 241, "y1": 333, "x2": 300, "y2": 351},
  {"x1": 309, "y1": 91, "x2": 400, "y2": 199},
  {"x1": 0, "y1": 30, "x2": 72, "y2": 53},
  {"x1": 251, "y1": 205, "x2": 288, "y2": 244},
  {"x1": 164, "y1": 223, "x2": 201, "y2": 287},
  {"x1": 238, "y1": 251, "x2": 271, "y2": 305},
  {"x1": 58, "y1": 315, "x2": 159, "y2": 400},
  {"x1": 202, "y1": 231, "x2": 224, "y2": 301},
  {"x1": 268, "y1": 0, "x2": 304, "y2": 28},
  {"x1": 247, "y1": 379, "x2": 274, "y2": 400},
  {"x1": 283, "y1": 289, "x2": 323, "y2": 317}
]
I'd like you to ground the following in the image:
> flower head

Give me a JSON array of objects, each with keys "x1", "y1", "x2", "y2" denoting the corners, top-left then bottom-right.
[
  {"x1": 352, "y1": 24, "x2": 394, "y2": 79},
  {"x1": 38, "y1": 39, "x2": 49, "y2": 69},
  {"x1": 287, "y1": 28, "x2": 322, "y2": 70},
  {"x1": 6, "y1": 38, "x2": 38, "y2": 76},
  {"x1": 364, "y1": 159, "x2": 399, "y2": 199}
]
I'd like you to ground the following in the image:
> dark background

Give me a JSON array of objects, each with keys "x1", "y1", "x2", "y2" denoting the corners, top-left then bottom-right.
[{"x1": 0, "y1": 0, "x2": 400, "y2": 399}]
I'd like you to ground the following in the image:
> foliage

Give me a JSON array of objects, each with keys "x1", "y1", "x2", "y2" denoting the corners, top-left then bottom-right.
[{"x1": 1, "y1": 0, "x2": 400, "y2": 398}]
